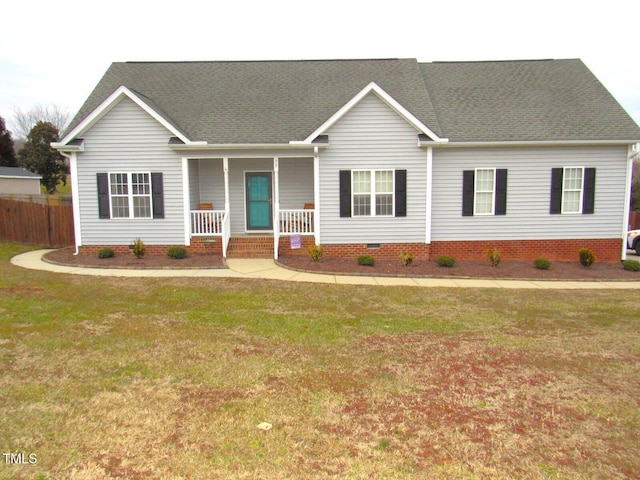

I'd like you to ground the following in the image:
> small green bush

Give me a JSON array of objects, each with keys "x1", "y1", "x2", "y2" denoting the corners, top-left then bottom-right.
[
  {"x1": 533, "y1": 258, "x2": 551, "y2": 270},
  {"x1": 399, "y1": 252, "x2": 414, "y2": 266},
  {"x1": 308, "y1": 243, "x2": 324, "y2": 262},
  {"x1": 167, "y1": 246, "x2": 188, "y2": 259},
  {"x1": 622, "y1": 259, "x2": 640, "y2": 272},
  {"x1": 357, "y1": 255, "x2": 375, "y2": 266},
  {"x1": 97, "y1": 247, "x2": 114, "y2": 259},
  {"x1": 578, "y1": 248, "x2": 597, "y2": 267},
  {"x1": 131, "y1": 238, "x2": 146, "y2": 259},
  {"x1": 437, "y1": 255, "x2": 456, "y2": 267},
  {"x1": 486, "y1": 248, "x2": 501, "y2": 267}
]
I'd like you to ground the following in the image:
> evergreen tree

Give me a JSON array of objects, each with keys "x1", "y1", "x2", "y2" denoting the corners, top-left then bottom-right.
[
  {"x1": 0, "y1": 116, "x2": 17, "y2": 167},
  {"x1": 17, "y1": 121, "x2": 67, "y2": 193}
]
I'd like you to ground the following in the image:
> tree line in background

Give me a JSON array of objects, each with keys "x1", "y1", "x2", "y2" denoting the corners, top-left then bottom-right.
[{"x1": 0, "y1": 106, "x2": 70, "y2": 194}]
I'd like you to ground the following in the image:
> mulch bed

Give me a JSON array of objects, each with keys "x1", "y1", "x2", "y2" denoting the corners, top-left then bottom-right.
[
  {"x1": 43, "y1": 247, "x2": 640, "y2": 280},
  {"x1": 44, "y1": 248, "x2": 226, "y2": 269},
  {"x1": 277, "y1": 255, "x2": 640, "y2": 281}
]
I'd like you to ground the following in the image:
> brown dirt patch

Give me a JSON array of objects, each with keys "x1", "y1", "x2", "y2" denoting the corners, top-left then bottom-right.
[
  {"x1": 278, "y1": 255, "x2": 640, "y2": 281},
  {"x1": 44, "y1": 247, "x2": 225, "y2": 269}
]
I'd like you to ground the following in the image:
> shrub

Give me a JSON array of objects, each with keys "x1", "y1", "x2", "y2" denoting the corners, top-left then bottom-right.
[
  {"x1": 486, "y1": 248, "x2": 501, "y2": 267},
  {"x1": 131, "y1": 238, "x2": 146, "y2": 259},
  {"x1": 97, "y1": 247, "x2": 114, "y2": 259},
  {"x1": 167, "y1": 246, "x2": 188, "y2": 259},
  {"x1": 533, "y1": 258, "x2": 551, "y2": 270},
  {"x1": 437, "y1": 255, "x2": 456, "y2": 267},
  {"x1": 578, "y1": 248, "x2": 597, "y2": 267},
  {"x1": 399, "y1": 252, "x2": 414, "y2": 266},
  {"x1": 622, "y1": 259, "x2": 640, "y2": 272},
  {"x1": 357, "y1": 255, "x2": 375, "y2": 266},
  {"x1": 308, "y1": 243, "x2": 324, "y2": 262}
]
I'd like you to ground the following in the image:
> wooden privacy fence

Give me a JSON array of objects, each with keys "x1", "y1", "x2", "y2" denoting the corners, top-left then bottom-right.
[
  {"x1": 630, "y1": 211, "x2": 640, "y2": 230},
  {"x1": 0, "y1": 198, "x2": 74, "y2": 247}
]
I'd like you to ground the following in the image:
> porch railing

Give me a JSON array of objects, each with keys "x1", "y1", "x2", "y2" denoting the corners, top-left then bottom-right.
[
  {"x1": 279, "y1": 209, "x2": 315, "y2": 235},
  {"x1": 191, "y1": 210, "x2": 226, "y2": 236}
]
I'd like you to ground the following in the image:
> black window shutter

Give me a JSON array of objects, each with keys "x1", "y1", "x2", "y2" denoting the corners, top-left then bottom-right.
[
  {"x1": 462, "y1": 170, "x2": 474, "y2": 216},
  {"x1": 550, "y1": 168, "x2": 563, "y2": 214},
  {"x1": 339, "y1": 170, "x2": 351, "y2": 218},
  {"x1": 96, "y1": 173, "x2": 110, "y2": 219},
  {"x1": 582, "y1": 168, "x2": 596, "y2": 214},
  {"x1": 395, "y1": 169, "x2": 407, "y2": 217},
  {"x1": 495, "y1": 169, "x2": 508, "y2": 215},
  {"x1": 151, "y1": 172, "x2": 164, "y2": 219}
]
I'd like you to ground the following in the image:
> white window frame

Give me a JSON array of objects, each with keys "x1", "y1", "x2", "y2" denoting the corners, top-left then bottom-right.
[
  {"x1": 473, "y1": 168, "x2": 495, "y2": 216},
  {"x1": 561, "y1": 166, "x2": 584, "y2": 214},
  {"x1": 108, "y1": 172, "x2": 153, "y2": 219},
  {"x1": 351, "y1": 169, "x2": 395, "y2": 217}
]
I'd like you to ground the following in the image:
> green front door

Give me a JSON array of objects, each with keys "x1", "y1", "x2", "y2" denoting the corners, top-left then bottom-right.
[{"x1": 246, "y1": 172, "x2": 273, "y2": 230}]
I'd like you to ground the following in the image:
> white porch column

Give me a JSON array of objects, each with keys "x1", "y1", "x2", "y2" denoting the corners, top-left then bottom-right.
[
  {"x1": 425, "y1": 146, "x2": 433, "y2": 245},
  {"x1": 313, "y1": 146, "x2": 320, "y2": 244},
  {"x1": 181, "y1": 157, "x2": 191, "y2": 246},
  {"x1": 273, "y1": 157, "x2": 280, "y2": 259},
  {"x1": 223, "y1": 157, "x2": 230, "y2": 212}
]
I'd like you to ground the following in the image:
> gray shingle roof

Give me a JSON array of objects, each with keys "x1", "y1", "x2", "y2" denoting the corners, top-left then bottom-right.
[
  {"x1": 0, "y1": 167, "x2": 41, "y2": 178},
  {"x1": 420, "y1": 59, "x2": 640, "y2": 142},
  {"x1": 67, "y1": 58, "x2": 640, "y2": 144}
]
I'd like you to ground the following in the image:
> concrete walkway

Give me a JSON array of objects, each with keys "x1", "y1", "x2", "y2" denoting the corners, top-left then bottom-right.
[{"x1": 10, "y1": 249, "x2": 640, "y2": 289}]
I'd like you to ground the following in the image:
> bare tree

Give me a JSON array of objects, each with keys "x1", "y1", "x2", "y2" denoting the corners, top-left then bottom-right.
[{"x1": 12, "y1": 105, "x2": 71, "y2": 140}]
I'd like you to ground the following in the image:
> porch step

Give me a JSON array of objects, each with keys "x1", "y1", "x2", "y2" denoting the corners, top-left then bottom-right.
[{"x1": 226, "y1": 236, "x2": 274, "y2": 258}]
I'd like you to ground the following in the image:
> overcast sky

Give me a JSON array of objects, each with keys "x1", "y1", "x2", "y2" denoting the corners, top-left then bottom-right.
[{"x1": 1, "y1": 0, "x2": 639, "y2": 135}]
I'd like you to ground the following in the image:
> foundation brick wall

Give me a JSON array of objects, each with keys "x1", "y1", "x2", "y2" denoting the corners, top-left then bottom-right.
[
  {"x1": 80, "y1": 237, "x2": 622, "y2": 262},
  {"x1": 429, "y1": 238, "x2": 622, "y2": 262},
  {"x1": 79, "y1": 237, "x2": 222, "y2": 256},
  {"x1": 318, "y1": 242, "x2": 431, "y2": 260}
]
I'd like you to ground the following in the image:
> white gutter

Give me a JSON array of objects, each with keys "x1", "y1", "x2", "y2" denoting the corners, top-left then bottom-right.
[
  {"x1": 423, "y1": 139, "x2": 640, "y2": 148},
  {"x1": 169, "y1": 143, "x2": 329, "y2": 151},
  {"x1": 621, "y1": 145, "x2": 636, "y2": 260}
]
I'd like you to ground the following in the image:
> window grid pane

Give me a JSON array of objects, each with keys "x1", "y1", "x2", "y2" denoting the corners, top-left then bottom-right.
[
  {"x1": 375, "y1": 171, "x2": 393, "y2": 194},
  {"x1": 110, "y1": 173, "x2": 128, "y2": 195},
  {"x1": 111, "y1": 196, "x2": 130, "y2": 218},
  {"x1": 133, "y1": 196, "x2": 151, "y2": 218},
  {"x1": 475, "y1": 192, "x2": 493, "y2": 215},
  {"x1": 353, "y1": 171, "x2": 371, "y2": 194},
  {"x1": 353, "y1": 195, "x2": 371, "y2": 216},
  {"x1": 376, "y1": 194, "x2": 393, "y2": 216}
]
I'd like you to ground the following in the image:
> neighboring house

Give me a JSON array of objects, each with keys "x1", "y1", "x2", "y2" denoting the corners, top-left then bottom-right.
[
  {"x1": 0, "y1": 167, "x2": 42, "y2": 195},
  {"x1": 53, "y1": 59, "x2": 640, "y2": 261}
]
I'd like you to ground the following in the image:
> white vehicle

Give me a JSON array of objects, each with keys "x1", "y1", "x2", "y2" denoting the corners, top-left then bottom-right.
[{"x1": 628, "y1": 229, "x2": 640, "y2": 255}]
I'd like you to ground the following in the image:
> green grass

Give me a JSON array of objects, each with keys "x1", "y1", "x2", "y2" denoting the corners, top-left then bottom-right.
[{"x1": 1, "y1": 242, "x2": 639, "y2": 479}]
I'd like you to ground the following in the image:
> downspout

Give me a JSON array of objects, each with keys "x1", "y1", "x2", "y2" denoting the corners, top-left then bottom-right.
[
  {"x1": 59, "y1": 150, "x2": 81, "y2": 255},
  {"x1": 621, "y1": 144, "x2": 638, "y2": 260}
]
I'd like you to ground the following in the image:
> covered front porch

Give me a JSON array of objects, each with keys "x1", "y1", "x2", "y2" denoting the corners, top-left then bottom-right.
[{"x1": 182, "y1": 155, "x2": 318, "y2": 258}]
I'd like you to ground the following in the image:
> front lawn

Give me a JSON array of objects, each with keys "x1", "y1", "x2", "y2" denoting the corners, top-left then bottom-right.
[{"x1": 1, "y1": 242, "x2": 639, "y2": 479}]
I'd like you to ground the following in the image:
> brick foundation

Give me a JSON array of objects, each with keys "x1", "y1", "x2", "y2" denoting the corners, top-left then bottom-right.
[
  {"x1": 429, "y1": 238, "x2": 622, "y2": 262},
  {"x1": 79, "y1": 236, "x2": 222, "y2": 256},
  {"x1": 80, "y1": 237, "x2": 623, "y2": 262},
  {"x1": 313, "y1": 242, "x2": 431, "y2": 260}
]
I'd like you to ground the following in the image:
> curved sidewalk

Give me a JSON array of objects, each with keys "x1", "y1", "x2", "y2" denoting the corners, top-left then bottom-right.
[{"x1": 10, "y1": 249, "x2": 640, "y2": 290}]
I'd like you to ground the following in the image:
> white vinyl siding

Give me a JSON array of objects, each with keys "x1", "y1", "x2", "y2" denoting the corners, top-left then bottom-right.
[
  {"x1": 562, "y1": 167, "x2": 584, "y2": 214},
  {"x1": 75, "y1": 98, "x2": 185, "y2": 245},
  {"x1": 319, "y1": 92, "x2": 427, "y2": 244},
  {"x1": 431, "y1": 146, "x2": 627, "y2": 241},
  {"x1": 474, "y1": 168, "x2": 495, "y2": 215}
]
